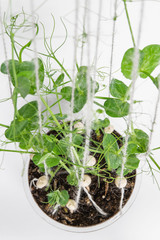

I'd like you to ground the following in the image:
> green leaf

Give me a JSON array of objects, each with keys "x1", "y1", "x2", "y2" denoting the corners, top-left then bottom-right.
[
  {"x1": 1, "y1": 59, "x2": 20, "y2": 75},
  {"x1": 1, "y1": 59, "x2": 44, "y2": 94},
  {"x1": 47, "y1": 190, "x2": 69, "y2": 207},
  {"x1": 32, "y1": 154, "x2": 45, "y2": 169},
  {"x1": 105, "y1": 152, "x2": 122, "y2": 170},
  {"x1": 76, "y1": 66, "x2": 88, "y2": 90},
  {"x1": 54, "y1": 113, "x2": 68, "y2": 120},
  {"x1": 67, "y1": 172, "x2": 78, "y2": 186},
  {"x1": 17, "y1": 76, "x2": 30, "y2": 98},
  {"x1": 33, "y1": 58, "x2": 44, "y2": 90},
  {"x1": 19, "y1": 134, "x2": 32, "y2": 150},
  {"x1": 129, "y1": 129, "x2": 149, "y2": 153},
  {"x1": 92, "y1": 118, "x2": 110, "y2": 131},
  {"x1": 104, "y1": 98, "x2": 129, "y2": 117},
  {"x1": 121, "y1": 45, "x2": 160, "y2": 83},
  {"x1": 59, "y1": 190, "x2": 69, "y2": 206},
  {"x1": 61, "y1": 66, "x2": 98, "y2": 113},
  {"x1": 18, "y1": 101, "x2": 38, "y2": 119},
  {"x1": 140, "y1": 45, "x2": 160, "y2": 78},
  {"x1": 72, "y1": 134, "x2": 84, "y2": 146},
  {"x1": 5, "y1": 119, "x2": 28, "y2": 141},
  {"x1": 96, "y1": 109, "x2": 104, "y2": 114},
  {"x1": 47, "y1": 191, "x2": 58, "y2": 206},
  {"x1": 61, "y1": 86, "x2": 72, "y2": 101},
  {"x1": 46, "y1": 156, "x2": 60, "y2": 167},
  {"x1": 127, "y1": 143, "x2": 139, "y2": 155},
  {"x1": 19, "y1": 61, "x2": 35, "y2": 72},
  {"x1": 110, "y1": 79, "x2": 129, "y2": 99},
  {"x1": 1, "y1": 59, "x2": 20, "y2": 85},
  {"x1": 19, "y1": 59, "x2": 44, "y2": 95},
  {"x1": 73, "y1": 88, "x2": 87, "y2": 113},
  {"x1": 121, "y1": 48, "x2": 143, "y2": 80},
  {"x1": 43, "y1": 134, "x2": 56, "y2": 152},
  {"x1": 55, "y1": 73, "x2": 64, "y2": 86},
  {"x1": 52, "y1": 138, "x2": 69, "y2": 156},
  {"x1": 38, "y1": 153, "x2": 53, "y2": 164},
  {"x1": 103, "y1": 134, "x2": 119, "y2": 153},
  {"x1": 125, "y1": 154, "x2": 140, "y2": 170}
]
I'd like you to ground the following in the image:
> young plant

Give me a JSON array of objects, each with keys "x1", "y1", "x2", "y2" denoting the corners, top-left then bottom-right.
[{"x1": 0, "y1": 1, "x2": 160, "y2": 222}]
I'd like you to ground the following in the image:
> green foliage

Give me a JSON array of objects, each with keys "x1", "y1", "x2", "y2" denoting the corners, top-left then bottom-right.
[
  {"x1": 18, "y1": 101, "x2": 38, "y2": 119},
  {"x1": 110, "y1": 79, "x2": 129, "y2": 100},
  {"x1": 47, "y1": 190, "x2": 69, "y2": 206},
  {"x1": 32, "y1": 154, "x2": 45, "y2": 170},
  {"x1": 96, "y1": 109, "x2": 104, "y2": 114},
  {"x1": 0, "y1": 58, "x2": 44, "y2": 95},
  {"x1": 140, "y1": 45, "x2": 160, "y2": 78},
  {"x1": 17, "y1": 76, "x2": 30, "y2": 98},
  {"x1": 128, "y1": 129, "x2": 149, "y2": 153},
  {"x1": 92, "y1": 118, "x2": 110, "y2": 131},
  {"x1": 105, "y1": 152, "x2": 122, "y2": 170},
  {"x1": 32, "y1": 153, "x2": 60, "y2": 168},
  {"x1": 104, "y1": 98, "x2": 129, "y2": 117},
  {"x1": 103, "y1": 134, "x2": 119, "y2": 152},
  {"x1": 61, "y1": 66, "x2": 99, "y2": 113},
  {"x1": 5, "y1": 101, "x2": 39, "y2": 146},
  {"x1": 72, "y1": 134, "x2": 84, "y2": 146},
  {"x1": 52, "y1": 138, "x2": 69, "y2": 156},
  {"x1": 121, "y1": 45, "x2": 160, "y2": 87},
  {"x1": 61, "y1": 86, "x2": 72, "y2": 101},
  {"x1": 125, "y1": 154, "x2": 140, "y2": 170},
  {"x1": 5, "y1": 119, "x2": 28, "y2": 141},
  {"x1": 55, "y1": 73, "x2": 64, "y2": 86},
  {"x1": 103, "y1": 134, "x2": 122, "y2": 170},
  {"x1": 121, "y1": 48, "x2": 143, "y2": 79},
  {"x1": 1, "y1": 59, "x2": 19, "y2": 77},
  {"x1": 67, "y1": 172, "x2": 78, "y2": 186},
  {"x1": 1, "y1": 10, "x2": 157, "y2": 196}
]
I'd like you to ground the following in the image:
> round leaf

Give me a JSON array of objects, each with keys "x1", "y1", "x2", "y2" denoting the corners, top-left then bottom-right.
[
  {"x1": 46, "y1": 156, "x2": 60, "y2": 167},
  {"x1": 59, "y1": 190, "x2": 69, "y2": 206},
  {"x1": 140, "y1": 45, "x2": 160, "y2": 78},
  {"x1": 18, "y1": 101, "x2": 38, "y2": 119},
  {"x1": 103, "y1": 134, "x2": 119, "y2": 153},
  {"x1": 105, "y1": 152, "x2": 122, "y2": 170},
  {"x1": 67, "y1": 172, "x2": 78, "y2": 186},
  {"x1": 104, "y1": 98, "x2": 129, "y2": 117},
  {"x1": 110, "y1": 79, "x2": 129, "y2": 99},
  {"x1": 61, "y1": 87, "x2": 72, "y2": 101},
  {"x1": 125, "y1": 155, "x2": 140, "y2": 170},
  {"x1": 17, "y1": 76, "x2": 30, "y2": 98},
  {"x1": 121, "y1": 48, "x2": 143, "y2": 80}
]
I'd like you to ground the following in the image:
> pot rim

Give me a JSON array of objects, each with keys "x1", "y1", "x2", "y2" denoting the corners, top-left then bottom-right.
[{"x1": 23, "y1": 157, "x2": 142, "y2": 233}]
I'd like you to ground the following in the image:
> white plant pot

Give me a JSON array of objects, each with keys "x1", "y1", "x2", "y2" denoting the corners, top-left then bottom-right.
[{"x1": 23, "y1": 157, "x2": 142, "y2": 233}]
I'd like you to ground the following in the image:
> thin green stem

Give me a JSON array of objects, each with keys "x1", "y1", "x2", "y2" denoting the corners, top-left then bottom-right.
[
  {"x1": 40, "y1": 96, "x2": 62, "y2": 129},
  {"x1": 42, "y1": 97, "x2": 63, "y2": 113},
  {"x1": 0, "y1": 123, "x2": 9, "y2": 128},
  {"x1": 123, "y1": 0, "x2": 136, "y2": 47},
  {"x1": 46, "y1": 165, "x2": 61, "y2": 191},
  {"x1": 59, "y1": 160, "x2": 71, "y2": 174},
  {"x1": 94, "y1": 101, "x2": 104, "y2": 109},
  {"x1": 0, "y1": 149, "x2": 37, "y2": 154},
  {"x1": 50, "y1": 76, "x2": 63, "y2": 116}
]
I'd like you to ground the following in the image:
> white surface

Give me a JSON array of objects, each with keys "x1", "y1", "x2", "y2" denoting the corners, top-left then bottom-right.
[{"x1": 0, "y1": 0, "x2": 160, "y2": 239}]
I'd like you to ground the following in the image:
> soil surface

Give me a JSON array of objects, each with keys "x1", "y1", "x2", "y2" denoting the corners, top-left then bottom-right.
[{"x1": 28, "y1": 130, "x2": 136, "y2": 227}]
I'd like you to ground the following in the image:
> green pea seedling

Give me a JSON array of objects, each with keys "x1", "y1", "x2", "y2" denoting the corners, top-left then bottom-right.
[{"x1": 0, "y1": 1, "x2": 160, "y2": 215}]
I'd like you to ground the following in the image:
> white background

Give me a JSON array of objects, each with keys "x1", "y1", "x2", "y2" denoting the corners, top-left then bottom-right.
[{"x1": 0, "y1": 0, "x2": 160, "y2": 239}]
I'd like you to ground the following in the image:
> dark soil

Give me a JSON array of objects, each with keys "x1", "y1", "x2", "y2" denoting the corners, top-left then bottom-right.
[{"x1": 28, "y1": 130, "x2": 136, "y2": 227}]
